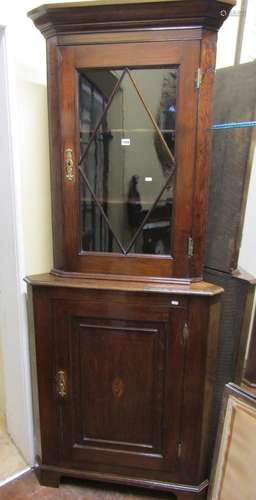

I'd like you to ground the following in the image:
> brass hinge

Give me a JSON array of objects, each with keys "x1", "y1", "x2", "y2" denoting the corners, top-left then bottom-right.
[
  {"x1": 181, "y1": 322, "x2": 189, "y2": 347},
  {"x1": 195, "y1": 68, "x2": 202, "y2": 90},
  {"x1": 187, "y1": 236, "x2": 194, "y2": 257},
  {"x1": 178, "y1": 442, "x2": 182, "y2": 458},
  {"x1": 56, "y1": 370, "x2": 68, "y2": 398}
]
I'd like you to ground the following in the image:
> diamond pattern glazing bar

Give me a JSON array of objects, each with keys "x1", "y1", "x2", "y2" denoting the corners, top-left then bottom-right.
[{"x1": 78, "y1": 67, "x2": 177, "y2": 256}]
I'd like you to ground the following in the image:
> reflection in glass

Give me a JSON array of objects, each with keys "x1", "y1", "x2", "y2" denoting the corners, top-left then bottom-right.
[{"x1": 79, "y1": 67, "x2": 177, "y2": 255}]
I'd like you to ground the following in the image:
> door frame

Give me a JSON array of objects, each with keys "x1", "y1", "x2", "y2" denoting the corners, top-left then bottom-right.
[{"x1": 56, "y1": 40, "x2": 200, "y2": 279}]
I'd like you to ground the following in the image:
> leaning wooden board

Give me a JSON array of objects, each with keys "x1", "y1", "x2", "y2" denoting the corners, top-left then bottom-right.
[
  {"x1": 209, "y1": 384, "x2": 256, "y2": 500},
  {"x1": 205, "y1": 61, "x2": 256, "y2": 273}
]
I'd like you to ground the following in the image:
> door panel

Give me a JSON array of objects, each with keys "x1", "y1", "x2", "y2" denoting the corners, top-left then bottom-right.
[
  {"x1": 72, "y1": 319, "x2": 164, "y2": 452},
  {"x1": 53, "y1": 296, "x2": 186, "y2": 473}
]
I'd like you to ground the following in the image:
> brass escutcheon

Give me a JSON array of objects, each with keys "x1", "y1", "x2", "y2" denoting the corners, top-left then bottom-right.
[
  {"x1": 56, "y1": 370, "x2": 68, "y2": 398},
  {"x1": 65, "y1": 148, "x2": 74, "y2": 181}
]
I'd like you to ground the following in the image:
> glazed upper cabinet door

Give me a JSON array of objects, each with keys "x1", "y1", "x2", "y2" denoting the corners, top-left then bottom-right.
[
  {"x1": 57, "y1": 40, "x2": 200, "y2": 278},
  {"x1": 53, "y1": 295, "x2": 187, "y2": 476}
]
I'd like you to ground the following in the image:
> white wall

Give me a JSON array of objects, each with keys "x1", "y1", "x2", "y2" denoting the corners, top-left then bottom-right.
[
  {"x1": 0, "y1": 338, "x2": 5, "y2": 416},
  {"x1": 0, "y1": 1, "x2": 53, "y2": 276},
  {"x1": 239, "y1": 149, "x2": 256, "y2": 277},
  {"x1": 0, "y1": 0, "x2": 53, "y2": 462},
  {"x1": 216, "y1": 0, "x2": 242, "y2": 69}
]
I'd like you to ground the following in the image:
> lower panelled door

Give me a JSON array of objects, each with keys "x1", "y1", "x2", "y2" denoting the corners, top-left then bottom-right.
[{"x1": 53, "y1": 295, "x2": 186, "y2": 476}]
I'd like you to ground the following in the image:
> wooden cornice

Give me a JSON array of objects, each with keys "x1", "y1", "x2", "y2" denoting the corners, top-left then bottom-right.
[{"x1": 28, "y1": 0, "x2": 236, "y2": 39}]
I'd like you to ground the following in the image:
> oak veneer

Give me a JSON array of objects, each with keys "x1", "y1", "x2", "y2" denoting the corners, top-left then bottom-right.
[{"x1": 26, "y1": 1, "x2": 234, "y2": 498}]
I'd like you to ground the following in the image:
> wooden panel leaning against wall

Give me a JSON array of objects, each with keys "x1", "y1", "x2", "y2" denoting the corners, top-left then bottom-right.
[
  {"x1": 205, "y1": 61, "x2": 256, "y2": 273},
  {"x1": 204, "y1": 59, "x2": 256, "y2": 444},
  {"x1": 208, "y1": 383, "x2": 256, "y2": 500}
]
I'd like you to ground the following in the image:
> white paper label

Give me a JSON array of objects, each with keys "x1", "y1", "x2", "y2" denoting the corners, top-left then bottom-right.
[
  {"x1": 121, "y1": 138, "x2": 131, "y2": 146},
  {"x1": 171, "y1": 300, "x2": 179, "y2": 306}
]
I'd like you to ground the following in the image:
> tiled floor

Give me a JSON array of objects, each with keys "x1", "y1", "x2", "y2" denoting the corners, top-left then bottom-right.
[
  {"x1": 0, "y1": 471, "x2": 175, "y2": 499},
  {"x1": 0, "y1": 413, "x2": 27, "y2": 484}
]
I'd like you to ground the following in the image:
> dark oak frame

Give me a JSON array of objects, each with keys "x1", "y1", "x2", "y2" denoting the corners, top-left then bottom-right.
[
  {"x1": 26, "y1": 2, "x2": 235, "y2": 498},
  {"x1": 29, "y1": 0, "x2": 235, "y2": 282},
  {"x1": 59, "y1": 40, "x2": 199, "y2": 278}
]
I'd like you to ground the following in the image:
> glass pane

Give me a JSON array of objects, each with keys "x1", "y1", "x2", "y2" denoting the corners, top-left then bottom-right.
[
  {"x1": 80, "y1": 184, "x2": 121, "y2": 253},
  {"x1": 127, "y1": 183, "x2": 172, "y2": 255},
  {"x1": 79, "y1": 67, "x2": 177, "y2": 255}
]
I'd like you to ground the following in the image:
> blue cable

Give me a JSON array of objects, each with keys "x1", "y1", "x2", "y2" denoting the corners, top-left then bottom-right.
[{"x1": 212, "y1": 121, "x2": 256, "y2": 130}]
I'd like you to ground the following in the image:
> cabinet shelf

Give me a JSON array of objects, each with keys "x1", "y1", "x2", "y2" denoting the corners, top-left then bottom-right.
[{"x1": 80, "y1": 128, "x2": 176, "y2": 134}]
